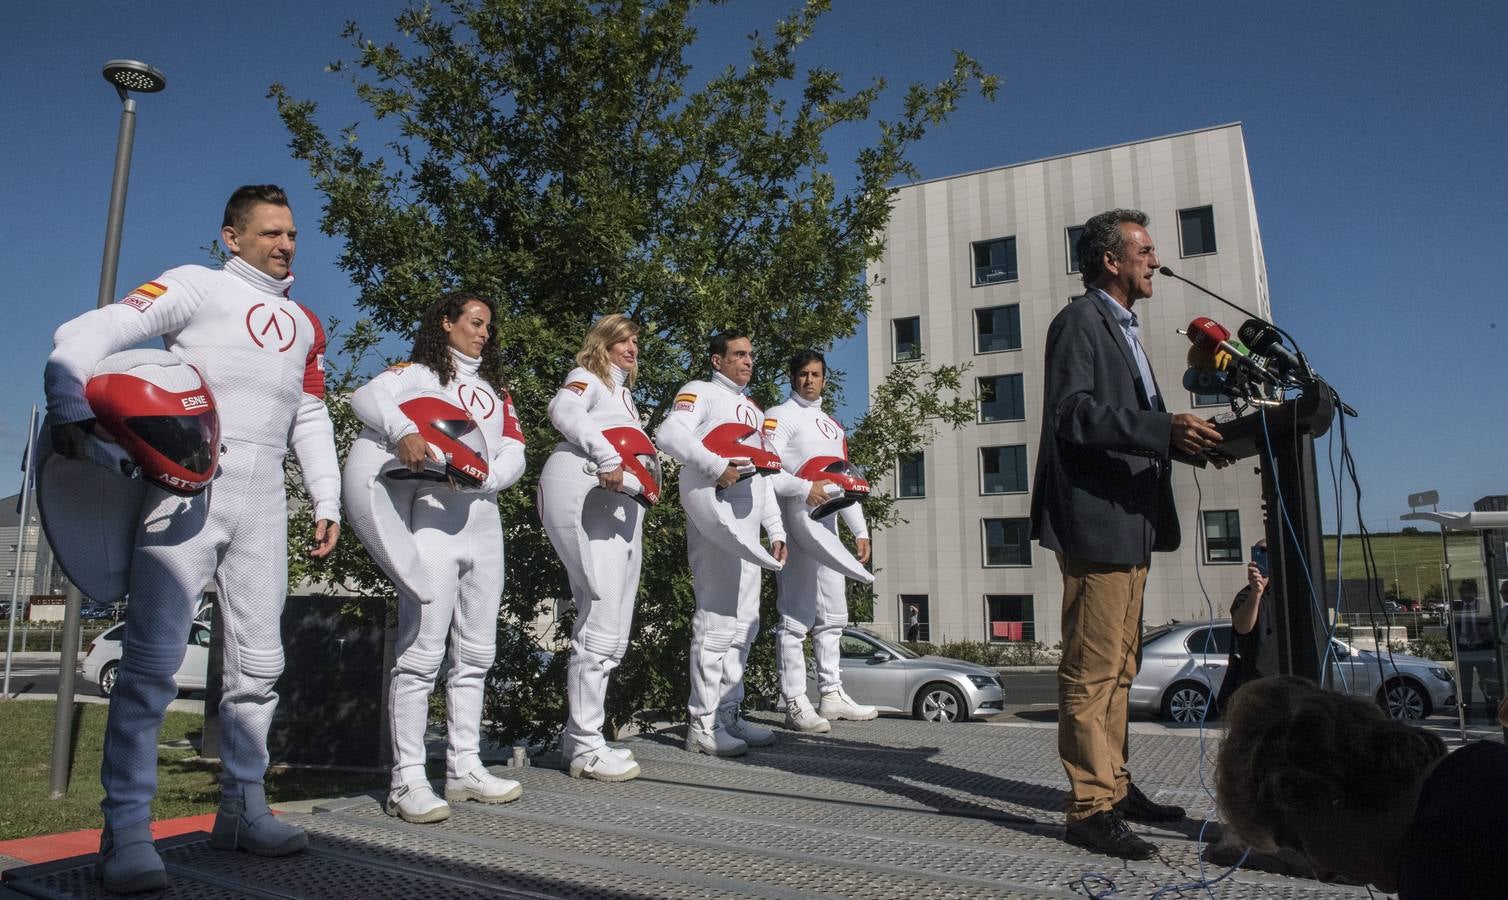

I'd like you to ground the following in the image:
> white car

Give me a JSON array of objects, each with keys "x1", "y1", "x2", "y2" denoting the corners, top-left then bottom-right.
[{"x1": 82, "y1": 621, "x2": 211, "y2": 697}]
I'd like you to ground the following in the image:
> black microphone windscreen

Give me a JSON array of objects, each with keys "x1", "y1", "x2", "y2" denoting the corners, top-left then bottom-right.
[{"x1": 1159, "y1": 266, "x2": 1175, "y2": 277}]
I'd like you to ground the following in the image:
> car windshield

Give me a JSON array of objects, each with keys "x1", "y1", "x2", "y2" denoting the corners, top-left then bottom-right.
[{"x1": 853, "y1": 628, "x2": 919, "y2": 659}]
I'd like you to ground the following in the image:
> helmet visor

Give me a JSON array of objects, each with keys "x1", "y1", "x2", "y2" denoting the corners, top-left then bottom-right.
[{"x1": 124, "y1": 413, "x2": 218, "y2": 473}]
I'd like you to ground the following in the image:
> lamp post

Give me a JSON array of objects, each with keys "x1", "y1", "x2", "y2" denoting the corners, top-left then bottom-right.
[{"x1": 49, "y1": 59, "x2": 166, "y2": 801}]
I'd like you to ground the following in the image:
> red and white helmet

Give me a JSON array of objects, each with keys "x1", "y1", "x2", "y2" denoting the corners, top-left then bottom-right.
[
  {"x1": 84, "y1": 349, "x2": 220, "y2": 495},
  {"x1": 383, "y1": 393, "x2": 489, "y2": 489},
  {"x1": 796, "y1": 456, "x2": 870, "y2": 520},
  {"x1": 601, "y1": 425, "x2": 662, "y2": 507},
  {"x1": 701, "y1": 422, "x2": 782, "y2": 484}
]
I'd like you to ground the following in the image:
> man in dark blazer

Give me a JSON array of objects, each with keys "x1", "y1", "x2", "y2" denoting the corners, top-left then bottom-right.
[{"x1": 1030, "y1": 208, "x2": 1226, "y2": 859}]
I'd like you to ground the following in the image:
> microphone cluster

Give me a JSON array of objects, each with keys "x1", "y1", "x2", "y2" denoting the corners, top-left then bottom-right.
[{"x1": 1180, "y1": 315, "x2": 1306, "y2": 403}]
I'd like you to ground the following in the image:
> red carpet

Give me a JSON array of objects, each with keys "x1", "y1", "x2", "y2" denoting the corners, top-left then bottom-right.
[{"x1": 0, "y1": 813, "x2": 219, "y2": 864}]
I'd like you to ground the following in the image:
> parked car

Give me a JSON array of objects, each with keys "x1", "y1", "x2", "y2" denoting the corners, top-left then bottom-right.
[
  {"x1": 1129, "y1": 620, "x2": 1456, "y2": 723},
  {"x1": 804, "y1": 627, "x2": 1005, "y2": 722},
  {"x1": 82, "y1": 621, "x2": 211, "y2": 697}
]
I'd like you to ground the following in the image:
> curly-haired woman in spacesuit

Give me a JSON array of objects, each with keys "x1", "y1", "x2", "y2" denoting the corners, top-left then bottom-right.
[
  {"x1": 539, "y1": 314, "x2": 655, "y2": 782},
  {"x1": 344, "y1": 292, "x2": 527, "y2": 823}
]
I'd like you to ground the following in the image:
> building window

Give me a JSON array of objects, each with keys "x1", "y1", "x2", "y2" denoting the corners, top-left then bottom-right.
[
  {"x1": 974, "y1": 304, "x2": 1021, "y2": 354},
  {"x1": 1179, "y1": 206, "x2": 1217, "y2": 257},
  {"x1": 898, "y1": 452, "x2": 926, "y2": 498},
  {"x1": 1203, "y1": 510, "x2": 1242, "y2": 563},
  {"x1": 1066, "y1": 225, "x2": 1085, "y2": 274},
  {"x1": 986, "y1": 594, "x2": 1035, "y2": 642},
  {"x1": 977, "y1": 374, "x2": 1025, "y2": 423},
  {"x1": 979, "y1": 445, "x2": 1028, "y2": 494},
  {"x1": 972, "y1": 236, "x2": 1018, "y2": 285},
  {"x1": 893, "y1": 316, "x2": 922, "y2": 361},
  {"x1": 982, "y1": 517, "x2": 1032, "y2": 567},
  {"x1": 901, "y1": 595, "x2": 929, "y2": 643}
]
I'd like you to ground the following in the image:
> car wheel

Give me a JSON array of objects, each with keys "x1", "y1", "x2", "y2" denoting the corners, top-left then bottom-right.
[
  {"x1": 98, "y1": 662, "x2": 118, "y2": 698},
  {"x1": 914, "y1": 682, "x2": 965, "y2": 723},
  {"x1": 1161, "y1": 681, "x2": 1210, "y2": 724},
  {"x1": 1379, "y1": 679, "x2": 1430, "y2": 720}
]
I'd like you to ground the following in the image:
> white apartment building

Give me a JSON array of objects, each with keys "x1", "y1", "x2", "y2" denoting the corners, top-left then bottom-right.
[{"x1": 866, "y1": 123, "x2": 1270, "y2": 646}]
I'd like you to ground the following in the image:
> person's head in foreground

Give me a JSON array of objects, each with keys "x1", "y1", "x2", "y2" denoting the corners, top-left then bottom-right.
[{"x1": 1216, "y1": 675, "x2": 1445, "y2": 892}]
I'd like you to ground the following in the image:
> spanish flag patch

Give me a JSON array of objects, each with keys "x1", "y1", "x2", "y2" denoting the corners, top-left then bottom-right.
[
  {"x1": 566, "y1": 381, "x2": 589, "y2": 395},
  {"x1": 673, "y1": 392, "x2": 697, "y2": 411},
  {"x1": 385, "y1": 361, "x2": 413, "y2": 373},
  {"x1": 762, "y1": 418, "x2": 778, "y2": 432},
  {"x1": 119, "y1": 280, "x2": 168, "y2": 312}
]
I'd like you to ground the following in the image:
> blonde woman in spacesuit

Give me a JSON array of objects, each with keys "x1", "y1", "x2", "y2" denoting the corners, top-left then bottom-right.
[{"x1": 539, "y1": 314, "x2": 657, "y2": 781}]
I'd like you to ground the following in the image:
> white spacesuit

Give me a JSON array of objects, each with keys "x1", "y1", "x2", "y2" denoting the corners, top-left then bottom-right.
[
  {"x1": 346, "y1": 350, "x2": 526, "y2": 821},
  {"x1": 539, "y1": 365, "x2": 649, "y2": 782},
  {"x1": 656, "y1": 371, "x2": 785, "y2": 756},
  {"x1": 763, "y1": 393, "x2": 877, "y2": 729},
  {"x1": 44, "y1": 256, "x2": 341, "y2": 877}
]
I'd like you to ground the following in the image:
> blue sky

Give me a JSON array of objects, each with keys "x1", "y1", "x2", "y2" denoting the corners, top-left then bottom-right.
[{"x1": 4, "y1": 1, "x2": 1504, "y2": 532}]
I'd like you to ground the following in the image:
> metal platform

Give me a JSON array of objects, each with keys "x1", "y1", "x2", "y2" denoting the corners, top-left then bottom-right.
[{"x1": 2, "y1": 716, "x2": 1368, "y2": 898}]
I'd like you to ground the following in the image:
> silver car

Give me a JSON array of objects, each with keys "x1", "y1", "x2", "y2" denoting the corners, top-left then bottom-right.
[
  {"x1": 804, "y1": 627, "x2": 1005, "y2": 722},
  {"x1": 1130, "y1": 620, "x2": 1456, "y2": 723}
]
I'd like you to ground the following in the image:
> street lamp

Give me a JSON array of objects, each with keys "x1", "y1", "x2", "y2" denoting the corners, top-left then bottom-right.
[{"x1": 49, "y1": 58, "x2": 167, "y2": 801}]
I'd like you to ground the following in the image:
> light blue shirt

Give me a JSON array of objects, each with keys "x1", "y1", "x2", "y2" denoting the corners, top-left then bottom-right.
[{"x1": 1091, "y1": 288, "x2": 1160, "y2": 410}]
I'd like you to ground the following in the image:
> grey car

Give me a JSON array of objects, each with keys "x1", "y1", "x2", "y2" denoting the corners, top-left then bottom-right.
[
  {"x1": 1129, "y1": 620, "x2": 1457, "y2": 723},
  {"x1": 803, "y1": 627, "x2": 1005, "y2": 722}
]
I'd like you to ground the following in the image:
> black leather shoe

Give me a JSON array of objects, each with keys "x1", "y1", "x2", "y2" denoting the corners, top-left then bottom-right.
[
  {"x1": 1064, "y1": 810, "x2": 1156, "y2": 860},
  {"x1": 1114, "y1": 782, "x2": 1186, "y2": 824}
]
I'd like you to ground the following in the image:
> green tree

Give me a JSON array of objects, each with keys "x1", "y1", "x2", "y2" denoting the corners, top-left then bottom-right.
[{"x1": 274, "y1": 0, "x2": 993, "y2": 741}]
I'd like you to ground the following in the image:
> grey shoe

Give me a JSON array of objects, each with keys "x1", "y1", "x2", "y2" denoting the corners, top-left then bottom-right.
[
  {"x1": 96, "y1": 820, "x2": 167, "y2": 894},
  {"x1": 718, "y1": 704, "x2": 776, "y2": 747},
  {"x1": 209, "y1": 784, "x2": 308, "y2": 856}
]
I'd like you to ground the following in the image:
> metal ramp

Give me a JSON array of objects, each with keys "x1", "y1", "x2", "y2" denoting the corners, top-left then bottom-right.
[{"x1": 2, "y1": 716, "x2": 1368, "y2": 898}]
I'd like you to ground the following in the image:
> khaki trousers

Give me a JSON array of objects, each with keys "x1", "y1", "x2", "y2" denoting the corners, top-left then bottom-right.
[{"x1": 1056, "y1": 553, "x2": 1147, "y2": 823}]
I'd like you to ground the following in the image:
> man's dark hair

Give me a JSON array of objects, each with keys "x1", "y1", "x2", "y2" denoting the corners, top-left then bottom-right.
[
  {"x1": 1076, "y1": 208, "x2": 1149, "y2": 288},
  {"x1": 222, "y1": 184, "x2": 291, "y2": 230},
  {"x1": 788, "y1": 349, "x2": 826, "y2": 380},
  {"x1": 709, "y1": 330, "x2": 749, "y2": 358}
]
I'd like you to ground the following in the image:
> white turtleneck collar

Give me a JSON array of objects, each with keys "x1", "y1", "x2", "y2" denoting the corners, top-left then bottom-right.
[
  {"x1": 448, "y1": 346, "x2": 481, "y2": 378},
  {"x1": 710, "y1": 370, "x2": 746, "y2": 394},
  {"x1": 224, "y1": 255, "x2": 295, "y2": 296},
  {"x1": 790, "y1": 391, "x2": 821, "y2": 409},
  {"x1": 610, "y1": 365, "x2": 630, "y2": 388}
]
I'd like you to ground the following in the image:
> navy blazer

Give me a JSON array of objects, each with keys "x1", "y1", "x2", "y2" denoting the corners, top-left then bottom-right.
[{"x1": 1029, "y1": 291, "x2": 1191, "y2": 566}]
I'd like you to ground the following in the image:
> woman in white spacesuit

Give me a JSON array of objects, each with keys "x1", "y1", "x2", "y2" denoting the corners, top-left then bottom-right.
[
  {"x1": 539, "y1": 314, "x2": 653, "y2": 782},
  {"x1": 345, "y1": 292, "x2": 527, "y2": 823}
]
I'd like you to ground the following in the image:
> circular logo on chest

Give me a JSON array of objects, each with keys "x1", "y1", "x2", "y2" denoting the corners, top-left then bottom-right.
[
  {"x1": 457, "y1": 383, "x2": 497, "y2": 419},
  {"x1": 245, "y1": 304, "x2": 298, "y2": 352}
]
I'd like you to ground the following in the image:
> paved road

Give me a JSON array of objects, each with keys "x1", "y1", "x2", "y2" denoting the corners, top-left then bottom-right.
[{"x1": 0, "y1": 661, "x2": 75, "y2": 699}]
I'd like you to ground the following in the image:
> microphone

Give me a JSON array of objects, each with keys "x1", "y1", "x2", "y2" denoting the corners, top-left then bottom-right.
[
  {"x1": 1184, "y1": 317, "x2": 1278, "y2": 383},
  {"x1": 1237, "y1": 319, "x2": 1301, "y2": 377},
  {"x1": 1182, "y1": 366, "x2": 1231, "y2": 398},
  {"x1": 1161, "y1": 266, "x2": 1314, "y2": 379}
]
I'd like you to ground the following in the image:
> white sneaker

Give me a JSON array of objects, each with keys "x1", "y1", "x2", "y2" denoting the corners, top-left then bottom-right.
[
  {"x1": 718, "y1": 704, "x2": 776, "y2": 747},
  {"x1": 385, "y1": 782, "x2": 451, "y2": 824},
  {"x1": 783, "y1": 695, "x2": 832, "y2": 733},
  {"x1": 819, "y1": 688, "x2": 879, "y2": 721},
  {"x1": 444, "y1": 766, "x2": 522, "y2": 804},
  {"x1": 606, "y1": 745, "x2": 635, "y2": 761},
  {"x1": 685, "y1": 714, "x2": 747, "y2": 757},
  {"x1": 568, "y1": 746, "x2": 642, "y2": 782},
  {"x1": 559, "y1": 742, "x2": 634, "y2": 770}
]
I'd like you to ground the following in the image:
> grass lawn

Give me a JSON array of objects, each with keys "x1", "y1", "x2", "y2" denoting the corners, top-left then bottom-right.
[
  {"x1": 1323, "y1": 532, "x2": 1486, "y2": 597},
  {"x1": 0, "y1": 701, "x2": 380, "y2": 841}
]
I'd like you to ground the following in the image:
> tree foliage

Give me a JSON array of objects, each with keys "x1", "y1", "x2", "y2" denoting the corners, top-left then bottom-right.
[{"x1": 275, "y1": 0, "x2": 993, "y2": 741}]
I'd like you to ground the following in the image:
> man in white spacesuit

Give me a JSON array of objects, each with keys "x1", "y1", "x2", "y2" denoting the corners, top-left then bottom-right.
[
  {"x1": 764, "y1": 350, "x2": 877, "y2": 732},
  {"x1": 656, "y1": 332, "x2": 786, "y2": 757},
  {"x1": 44, "y1": 185, "x2": 340, "y2": 893}
]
